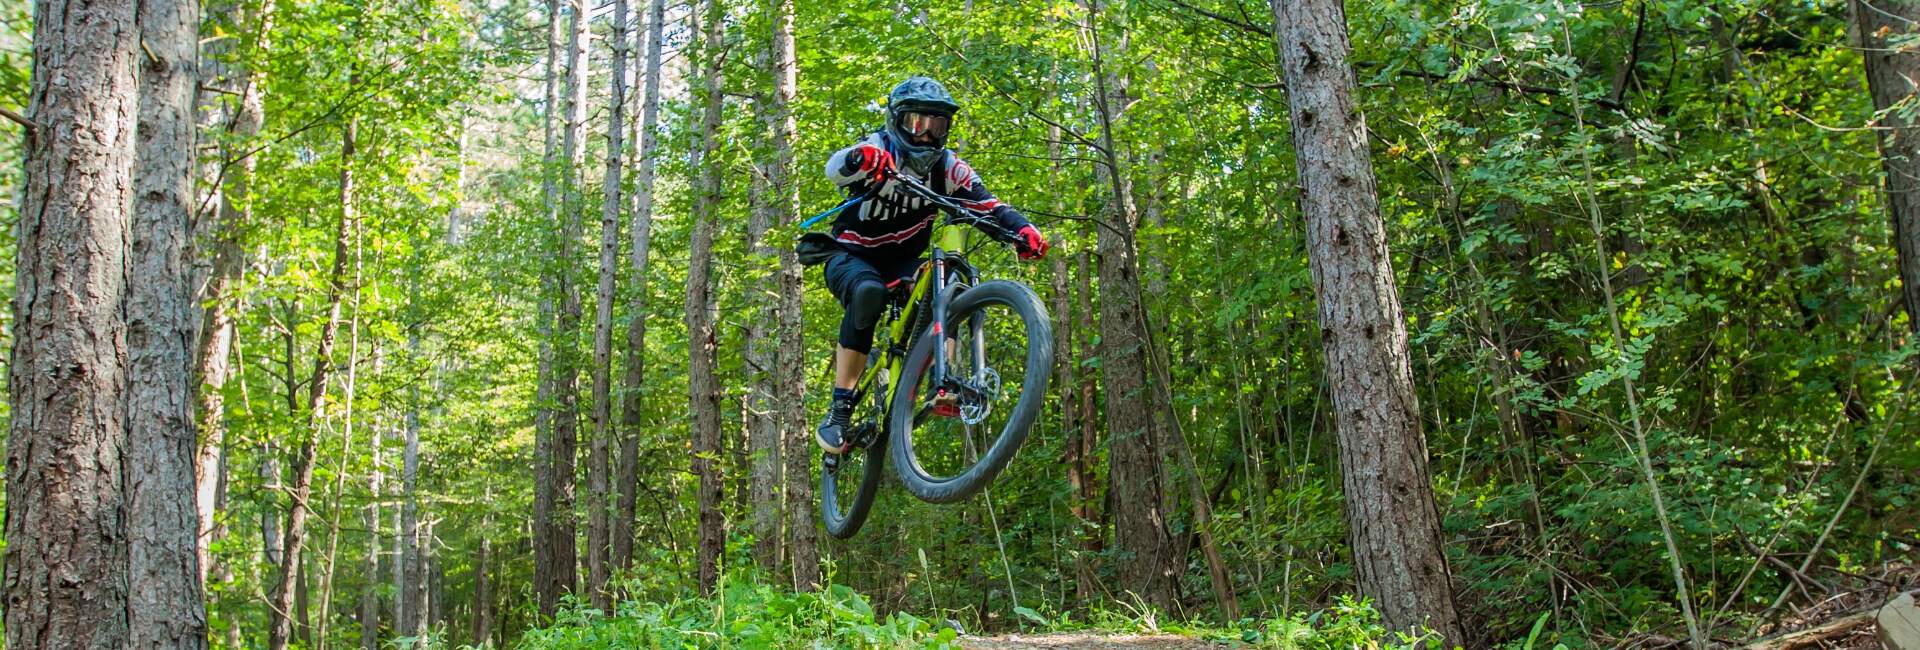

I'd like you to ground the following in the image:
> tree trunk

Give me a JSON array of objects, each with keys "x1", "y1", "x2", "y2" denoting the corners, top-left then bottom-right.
[
  {"x1": 263, "y1": 447, "x2": 283, "y2": 570},
  {"x1": 129, "y1": 0, "x2": 210, "y2": 645},
  {"x1": 746, "y1": 47, "x2": 784, "y2": 578},
  {"x1": 297, "y1": 556, "x2": 312, "y2": 647},
  {"x1": 1082, "y1": 0, "x2": 1175, "y2": 611},
  {"x1": 1268, "y1": 0, "x2": 1464, "y2": 640},
  {"x1": 588, "y1": 0, "x2": 629, "y2": 610},
  {"x1": 5, "y1": 0, "x2": 140, "y2": 645},
  {"x1": 471, "y1": 521, "x2": 492, "y2": 647},
  {"x1": 1855, "y1": 0, "x2": 1920, "y2": 339},
  {"x1": 399, "y1": 332, "x2": 426, "y2": 637},
  {"x1": 548, "y1": 0, "x2": 588, "y2": 607},
  {"x1": 1073, "y1": 248, "x2": 1102, "y2": 600},
  {"x1": 532, "y1": 0, "x2": 566, "y2": 620},
  {"x1": 317, "y1": 267, "x2": 367, "y2": 650},
  {"x1": 426, "y1": 522, "x2": 444, "y2": 628},
  {"x1": 196, "y1": 0, "x2": 276, "y2": 589},
  {"x1": 688, "y1": 0, "x2": 727, "y2": 595},
  {"x1": 615, "y1": 0, "x2": 666, "y2": 575},
  {"x1": 771, "y1": 0, "x2": 820, "y2": 592},
  {"x1": 268, "y1": 116, "x2": 359, "y2": 650},
  {"x1": 361, "y1": 421, "x2": 383, "y2": 650},
  {"x1": 1046, "y1": 125, "x2": 1096, "y2": 603}
]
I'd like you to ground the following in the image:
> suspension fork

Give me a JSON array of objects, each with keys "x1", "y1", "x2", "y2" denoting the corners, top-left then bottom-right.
[
  {"x1": 928, "y1": 246, "x2": 950, "y2": 393},
  {"x1": 963, "y1": 263, "x2": 985, "y2": 383}
]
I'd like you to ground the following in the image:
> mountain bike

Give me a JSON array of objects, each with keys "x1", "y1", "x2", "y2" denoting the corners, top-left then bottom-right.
[{"x1": 813, "y1": 172, "x2": 1053, "y2": 540}]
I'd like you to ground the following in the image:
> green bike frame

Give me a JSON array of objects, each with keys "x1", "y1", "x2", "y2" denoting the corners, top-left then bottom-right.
[{"x1": 851, "y1": 219, "x2": 974, "y2": 434}]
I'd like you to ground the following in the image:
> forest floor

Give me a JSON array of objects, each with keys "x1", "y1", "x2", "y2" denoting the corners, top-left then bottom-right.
[{"x1": 959, "y1": 633, "x2": 1229, "y2": 649}]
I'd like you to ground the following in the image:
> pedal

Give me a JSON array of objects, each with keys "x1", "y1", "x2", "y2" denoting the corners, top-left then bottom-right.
[{"x1": 931, "y1": 390, "x2": 960, "y2": 418}]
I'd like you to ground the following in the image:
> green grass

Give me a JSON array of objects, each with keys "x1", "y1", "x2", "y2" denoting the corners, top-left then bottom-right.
[
  {"x1": 512, "y1": 582, "x2": 1449, "y2": 650},
  {"x1": 515, "y1": 580, "x2": 960, "y2": 649}
]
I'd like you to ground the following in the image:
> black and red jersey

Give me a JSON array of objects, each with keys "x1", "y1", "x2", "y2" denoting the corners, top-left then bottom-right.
[{"x1": 823, "y1": 131, "x2": 1031, "y2": 265}]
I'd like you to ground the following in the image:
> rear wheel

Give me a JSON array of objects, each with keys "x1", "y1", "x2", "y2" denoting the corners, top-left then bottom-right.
[
  {"x1": 819, "y1": 417, "x2": 886, "y2": 539},
  {"x1": 889, "y1": 280, "x2": 1052, "y2": 504}
]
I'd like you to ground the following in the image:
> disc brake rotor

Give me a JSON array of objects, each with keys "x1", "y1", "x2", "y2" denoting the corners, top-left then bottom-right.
[{"x1": 959, "y1": 367, "x2": 1001, "y2": 425}]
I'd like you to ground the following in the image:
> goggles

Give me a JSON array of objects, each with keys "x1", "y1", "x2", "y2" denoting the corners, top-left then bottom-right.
[{"x1": 897, "y1": 110, "x2": 952, "y2": 141}]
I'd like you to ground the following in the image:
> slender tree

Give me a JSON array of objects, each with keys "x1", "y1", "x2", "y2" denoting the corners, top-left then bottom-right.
[
  {"x1": 268, "y1": 115, "x2": 360, "y2": 650},
  {"x1": 361, "y1": 422, "x2": 383, "y2": 650},
  {"x1": 1082, "y1": 0, "x2": 1176, "y2": 610},
  {"x1": 745, "y1": 46, "x2": 784, "y2": 577},
  {"x1": 688, "y1": 0, "x2": 728, "y2": 595},
  {"x1": 770, "y1": 0, "x2": 820, "y2": 591},
  {"x1": 588, "y1": 0, "x2": 630, "y2": 609},
  {"x1": 532, "y1": 0, "x2": 566, "y2": 620},
  {"x1": 399, "y1": 329, "x2": 427, "y2": 637},
  {"x1": 196, "y1": 0, "x2": 277, "y2": 588},
  {"x1": 615, "y1": 0, "x2": 666, "y2": 574},
  {"x1": 471, "y1": 513, "x2": 493, "y2": 646},
  {"x1": 1269, "y1": 0, "x2": 1464, "y2": 640},
  {"x1": 549, "y1": 0, "x2": 589, "y2": 603}
]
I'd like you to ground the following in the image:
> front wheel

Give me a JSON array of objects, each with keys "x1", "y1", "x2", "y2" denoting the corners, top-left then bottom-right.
[{"x1": 889, "y1": 280, "x2": 1052, "y2": 504}]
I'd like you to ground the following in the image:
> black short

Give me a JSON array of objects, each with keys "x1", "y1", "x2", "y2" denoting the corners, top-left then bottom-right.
[{"x1": 823, "y1": 252, "x2": 922, "y2": 307}]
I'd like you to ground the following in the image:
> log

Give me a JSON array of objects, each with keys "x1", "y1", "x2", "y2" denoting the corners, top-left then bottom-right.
[{"x1": 1740, "y1": 611, "x2": 1874, "y2": 650}]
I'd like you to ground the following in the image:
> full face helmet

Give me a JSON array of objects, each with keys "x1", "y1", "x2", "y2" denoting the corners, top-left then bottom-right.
[{"x1": 885, "y1": 76, "x2": 960, "y2": 176}]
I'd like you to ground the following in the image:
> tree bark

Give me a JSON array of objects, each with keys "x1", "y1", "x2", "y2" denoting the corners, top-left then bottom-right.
[
  {"x1": 1268, "y1": 0, "x2": 1464, "y2": 640},
  {"x1": 129, "y1": 0, "x2": 210, "y2": 645},
  {"x1": 588, "y1": 0, "x2": 629, "y2": 609},
  {"x1": 426, "y1": 521, "x2": 444, "y2": 628},
  {"x1": 5, "y1": 0, "x2": 140, "y2": 646},
  {"x1": 615, "y1": 0, "x2": 666, "y2": 575},
  {"x1": 1082, "y1": 0, "x2": 1176, "y2": 611},
  {"x1": 316, "y1": 264, "x2": 367, "y2": 650},
  {"x1": 533, "y1": 0, "x2": 582, "y2": 617},
  {"x1": 746, "y1": 46, "x2": 784, "y2": 578},
  {"x1": 471, "y1": 519, "x2": 492, "y2": 647},
  {"x1": 548, "y1": 0, "x2": 588, "y2": 607},
  {"x1": 532, "y1": 0, "x2": 566, "y2": 620},
  {"x1": 772, "y1": 0, "x2": 820, "y2": 592},
  {"x1": 1074, "y1": 248, "x2": 1102, "y2": 600},
  {"x1": 296, "y1": 555, "x2": 312, "y2": 646},
  {"x1": 268, "y1": 116, "x2": 359, "y2": 650},
  {"x1": 361, "y1": 421, "x2": 383, "y2": 650},
  {"x1": 1855, "y1": 0, "x2": 1920, "y2": 339},
  {"x1": 688, "y1": 0, "x2": 727, "y2": 595},
  {"x1": 1046, "y1": 124, "x2": 1096, "y2": 603},
  {"x1": 399, "y1": 331, "x2": 426, "y2": 637}
]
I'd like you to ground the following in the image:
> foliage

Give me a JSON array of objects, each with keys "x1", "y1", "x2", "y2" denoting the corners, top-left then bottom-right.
[{"x1": 520, "y1": 578, "x2": 962, "y2": 650}]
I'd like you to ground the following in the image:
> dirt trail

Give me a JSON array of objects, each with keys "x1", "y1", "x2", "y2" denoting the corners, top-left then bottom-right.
[{"x1": 960, "y1": 633, "x2": 1230, "y2": 649}]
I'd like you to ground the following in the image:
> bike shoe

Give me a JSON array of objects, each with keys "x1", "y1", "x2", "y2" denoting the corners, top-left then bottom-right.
[{"x1": 817, "y1": 389, "x2": 856, "y2": 453}]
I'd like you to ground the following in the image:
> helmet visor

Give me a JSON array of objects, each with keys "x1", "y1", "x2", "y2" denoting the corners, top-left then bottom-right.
[{"x1": 898, "y1": 110, "x2": 951, "y2": 143}]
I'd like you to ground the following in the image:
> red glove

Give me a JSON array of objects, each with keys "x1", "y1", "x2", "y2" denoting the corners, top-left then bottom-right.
[
  {"x1": 846, "y1": 144, "x2": 895, "y2": 181},
  {"x1": 1016, "y1": 225, "x2": 1049, "y2": 260}
]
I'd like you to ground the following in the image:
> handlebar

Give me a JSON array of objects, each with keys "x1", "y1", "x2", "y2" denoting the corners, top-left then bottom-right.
[{"x1": 882, "y1": 171, "x2": 1025, "y2": 251}]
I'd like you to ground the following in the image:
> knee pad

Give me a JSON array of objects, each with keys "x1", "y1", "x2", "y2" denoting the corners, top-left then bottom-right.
[{"x1": 849, "y1": 280, "x2": 889, "y2": 329}]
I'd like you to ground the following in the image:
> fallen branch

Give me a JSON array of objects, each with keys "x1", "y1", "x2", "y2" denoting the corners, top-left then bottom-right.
[
  {"x1": 1744, "y1": 589, "x2": 1920, "y2": 650},
  {"x1": 1739, "y1": 611, "x2": 1874, "y2": 650}
]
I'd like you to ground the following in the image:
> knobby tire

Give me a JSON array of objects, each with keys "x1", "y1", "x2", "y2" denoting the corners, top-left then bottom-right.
[{"x1": 889, "y1": 280, "x2": 1052, "y2": 504}]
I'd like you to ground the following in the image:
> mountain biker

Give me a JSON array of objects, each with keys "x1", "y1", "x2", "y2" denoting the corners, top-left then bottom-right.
[{"x1": 815, "y1": 76, "x2": 1050, "y2": 454}]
